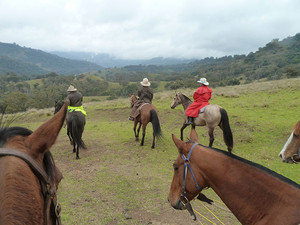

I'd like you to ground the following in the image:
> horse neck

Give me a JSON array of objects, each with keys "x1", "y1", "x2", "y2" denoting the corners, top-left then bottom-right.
[
  {"x1": 193, "y1": 146, "x2": 300, "y2": 224},
  {"x1": 179, "y1": 94, "x2": 192, "y2": 110}
]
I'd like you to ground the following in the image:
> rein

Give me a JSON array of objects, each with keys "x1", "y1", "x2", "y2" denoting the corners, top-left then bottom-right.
[
  {"x1": 0, "y1": 148, "x2": 62, "y2": 225},
  {"x1": 180, "y1": 142, "x2": 201, "y2": 220}
]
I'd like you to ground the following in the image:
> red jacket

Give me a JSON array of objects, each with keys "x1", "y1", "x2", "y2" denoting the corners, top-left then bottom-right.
[{"x1": 185, "y1": 86, "x2": 212, "y2": 117}]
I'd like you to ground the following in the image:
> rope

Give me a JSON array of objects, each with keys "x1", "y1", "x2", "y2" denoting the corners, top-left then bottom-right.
[
  {"x1": 194, "y1": 209, "x2": 217, "y2": 225},
  {"x1": 200, "y1": 202, "x2": 225, "y2": 225}
]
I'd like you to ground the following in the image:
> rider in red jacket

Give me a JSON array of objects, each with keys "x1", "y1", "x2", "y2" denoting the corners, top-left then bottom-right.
[{"x1": 185, "y1": 78, "x2": 212, "y2": 125}]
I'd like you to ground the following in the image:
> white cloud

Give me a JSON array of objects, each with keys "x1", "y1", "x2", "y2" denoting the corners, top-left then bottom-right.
[{"x1": 0, "y1": 0, "x2": 299, "y2": 59}]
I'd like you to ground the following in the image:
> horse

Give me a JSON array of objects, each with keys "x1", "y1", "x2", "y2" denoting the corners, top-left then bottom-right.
[
  {"x1": 129, "y1": 94, "x2": 162, "y2": 148},
  {"x1": 168, "y1": 129, "x2": 300, "y2": 225},
  {"x1": 279, "y1": 120, "x2": 300, "y2": 164},
  {"x1": 0, "y1": 100, "x2": 68, "y2": 225},
  {"x1": 54, "y1": 100, "x2": 64, "y2": 114},
  {"x1": 171, "y1": 93, "x2": 233, "y2": 152},
  {"x1": 54, "y1": 101, "x2": 86, "y2": 159}
]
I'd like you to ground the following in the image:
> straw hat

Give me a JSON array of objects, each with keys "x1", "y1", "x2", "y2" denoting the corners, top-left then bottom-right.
[
  {"x1": 67, "y1": 85, "x2": 77, "y2": 92},
  {"x1": 197, "y1": 78, "x2": 209, "y2": 85},
  {"x1": 140, "y1": 78, "x2": 151, "y2": 86}
]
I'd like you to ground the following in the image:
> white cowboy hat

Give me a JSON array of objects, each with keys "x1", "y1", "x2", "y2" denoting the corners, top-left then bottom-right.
[
  {"x1": 197, "y1": 78, "x2": 209, "y2": 85},
  {"x1": 67, "y1": 85, "x2": 77, "y2": 92},
  {"x1": 140, "y1": 78, "x2": 151, "y2": 86}
]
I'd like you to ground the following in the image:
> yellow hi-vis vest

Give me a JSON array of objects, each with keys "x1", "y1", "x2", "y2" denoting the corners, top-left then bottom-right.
[{"x1": 67, "y1": 106, "x2": 87, "y2": 116}]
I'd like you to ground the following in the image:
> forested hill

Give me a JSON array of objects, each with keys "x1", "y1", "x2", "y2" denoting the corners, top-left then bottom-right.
[
  {"x1": 98, "y1": 33, "x2": 300, "y2": 87},
  {"x1": 0, "y1": 42, "x2": 103, "y2": 76}
]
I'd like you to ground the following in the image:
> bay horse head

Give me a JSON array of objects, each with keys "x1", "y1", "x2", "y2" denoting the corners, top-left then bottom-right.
[
  {"x1": 170, "y1": 93, "x2": 182, "y2": 109},
  {"x1": 279, "y1": 120, "x2": 300, "y2": 163},
  {"x1": 168, "y1": 129, "x2": 206, "y2": 218},
  {"x1": 130, "y1": 94, "x2": 137, "y2": 108},
  {"x1": 0, "y1": 100, "x2": 68, "y2": 224}
]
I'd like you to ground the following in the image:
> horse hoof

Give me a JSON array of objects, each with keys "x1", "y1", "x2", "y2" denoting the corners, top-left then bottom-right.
[{"x1": 76, "y1": 156, "x2": 80, "y2": 159}]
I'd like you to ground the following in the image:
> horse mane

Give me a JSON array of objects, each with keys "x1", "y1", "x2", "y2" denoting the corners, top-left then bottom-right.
[
  {"x1": 0, "y1": 126, "x2": 57, "y2": 183},
  {"x1": 188, "y1": 141, "x2": 300, "y2": 189},
  {"x1": 179, "y1": 93, "x2": 192, "y2": 102}
]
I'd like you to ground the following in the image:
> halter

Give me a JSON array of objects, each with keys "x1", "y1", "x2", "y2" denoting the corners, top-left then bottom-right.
[
  {"x1": 0, "y1": 148, "x2": 62, "y2": 225},
  {"x1": 180, "y1": 142, "x2": 201, "y2": 220},
  {"x1": 291, "y1": 148, "x2": 300, "y2": 164}
]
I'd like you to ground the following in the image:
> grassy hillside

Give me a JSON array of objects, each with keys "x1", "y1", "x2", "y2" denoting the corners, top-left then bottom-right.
[{"x1": 7, "y1": 78, "x2": 300, "y2": 225}]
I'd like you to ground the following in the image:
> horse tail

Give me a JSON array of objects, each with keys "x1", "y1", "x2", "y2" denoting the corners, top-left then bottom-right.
[
  {"x1": 150, "y1": 109, "x2": 162, "y2": 138},
  {"x1": 70, "y1": 114, "x2": 86, "y2": 149},
  {"x1": 220, "y1": 108, "x2": 233, "y2": 152}
]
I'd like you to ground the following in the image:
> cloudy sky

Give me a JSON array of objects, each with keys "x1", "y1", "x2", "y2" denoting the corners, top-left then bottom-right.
[{"x1": 0, "y1": 0, "x2": 299, "y2": 59}]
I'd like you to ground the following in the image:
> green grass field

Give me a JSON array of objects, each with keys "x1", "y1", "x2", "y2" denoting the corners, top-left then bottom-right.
[{"x1": 8, "y1": 77, "x2": 300, "y2": 225}]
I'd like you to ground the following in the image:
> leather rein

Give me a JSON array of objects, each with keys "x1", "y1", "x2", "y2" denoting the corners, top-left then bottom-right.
[
  {"x1": 180, "y1": 142, "x2": 201, "y2": 221},
  {"x1": 0, "y1": 148, "x2": 62, "y2": 225}
]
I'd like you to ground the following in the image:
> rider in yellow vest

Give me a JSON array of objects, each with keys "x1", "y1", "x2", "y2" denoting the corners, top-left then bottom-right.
[{"x1": 67, "y1": 85, "x2": 86, "y2": 116}]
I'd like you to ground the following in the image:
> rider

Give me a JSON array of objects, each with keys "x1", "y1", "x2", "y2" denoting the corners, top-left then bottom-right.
[
  {"x1": 128, "y1": 78, "x2": 153, "y2": 121},
  {"x1": 185, "y1": 78, "x2": 212, "y2": 125},
  {"x1": 67, "y1": 85, "x2": 87, "y2": 116}
]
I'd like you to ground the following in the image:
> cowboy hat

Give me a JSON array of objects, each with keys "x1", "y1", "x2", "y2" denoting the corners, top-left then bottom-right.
[
  {"x1": 140, "y1": 78, "x2": 151, "y2": 86},
  {"x1": 67, "y1": 85, "x2": 77, "y2": 92},
  {"x1": 197, "y1": 78, "x2": 209, "y2": 85}
]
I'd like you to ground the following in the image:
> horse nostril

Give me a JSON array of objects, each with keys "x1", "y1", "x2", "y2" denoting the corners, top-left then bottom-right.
[{"x1": 279, "y1": 154, "x2": 282, "y2": 159}]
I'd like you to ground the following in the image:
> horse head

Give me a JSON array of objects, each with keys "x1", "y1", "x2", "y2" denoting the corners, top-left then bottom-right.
[
  {"x1": 279, "y1": 120, "x2": 300, "y2": 164},
  {"x1": 168, "y1": 129, "x2": 208, "y2": 211},
  {"x1": 130, "y1": 94, "x2": 137, "y2": 108},
  {"x1": 170, "y1": 93, "x2": 182, "y2": 109},
  {"x1": 0, "y1": 100, "x2": 68, "y2": 224},
  {"x1": 54, "y1": 100, "x2": 64, "y2": 114}
]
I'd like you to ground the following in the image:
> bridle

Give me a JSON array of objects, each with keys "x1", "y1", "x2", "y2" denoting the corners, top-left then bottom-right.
[
  {"x1": 180, "y1": 142, "x2": 201, "y2": 220},
  {"x1": 291, "y1": 148, "x2": 300, "y2": 164},
  {"x1": 0, "y1": 148, "x2": 62, "y2": 225}
]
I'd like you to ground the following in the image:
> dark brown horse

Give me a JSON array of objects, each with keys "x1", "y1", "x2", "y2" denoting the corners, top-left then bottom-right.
[
  {"x1": 279, "y1": 120, "x2": 300, "y2": 163},
  {"x1": 171, "y1": 93, "x2": 233, "y2": 152},
  {"x1": 130, "y1": 94, "x2": 162, "y2": 148},
  {"x1": 168, "y1": 129, "x2": 300, "y2": 225},
  {"x1": 0, "y1": 100, "x2": 68, "y2": 225},
  {"x1": 55, "y1": 101, "x2": 86, "y2": 159}
]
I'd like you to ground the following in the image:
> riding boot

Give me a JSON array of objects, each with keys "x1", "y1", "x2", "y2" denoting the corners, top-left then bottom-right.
[{"x1": 186, "y1": 117, "x2": 193, "y2": 125}]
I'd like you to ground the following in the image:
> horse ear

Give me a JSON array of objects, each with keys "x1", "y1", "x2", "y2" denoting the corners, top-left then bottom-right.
[
  {"x1": 172, "y1": 134, "x2": 186, "y2": 154},
  {"x1": 25, "y1": 100, "x2": 69, "y2": 158},
  {"x1": 190, "y1": 129, "x2": 199, "y2": 143}
]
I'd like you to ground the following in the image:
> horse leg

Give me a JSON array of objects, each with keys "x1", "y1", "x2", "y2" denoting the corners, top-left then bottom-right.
[
  {"x1": 73, "y1": 139, "x2": 76, "y2": 153},
  {"x1": 136, "y1": 122, "x2": 142, "y2": 141},
  {"x1": 180, "y1": 122, "x2": 188, "y2": 141},
  {"x1": 76, "y1": 144, "x2": 80, "y2": 159},
  {"x1": 67, "y1": 128, "x2": 73, "y2": 145},
  {"x1": 133, "y1": 121, "x2": 139, "y2": 141},
  {"x1": 141, "y1": 124, "x2": 146, "y2": 146},
  {"x1": 152, "y1": 131, "x2": 155, "y2": 149},
  {"x1": 208, "y1": 128, "x2": 215, "y2": 148}
]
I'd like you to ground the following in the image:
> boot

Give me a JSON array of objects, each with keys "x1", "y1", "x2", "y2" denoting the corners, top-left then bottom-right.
[{"x1": 185, "y1": 117, "x2": 193, "y2": 125}]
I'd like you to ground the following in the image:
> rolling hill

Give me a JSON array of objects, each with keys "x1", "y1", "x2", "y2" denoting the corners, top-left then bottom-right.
[{"x1": 0, "y1": 42, "x2": 103, "y2": 76}]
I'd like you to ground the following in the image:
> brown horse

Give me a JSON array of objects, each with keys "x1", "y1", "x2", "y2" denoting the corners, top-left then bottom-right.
[
  {"x1": 279, "y1": 120, "x2": 300, "y2": 163},
  {"x1": 55, "y1": 100, "x2": 86, "y2": 159},
  {"x1": 130, "y1": 94, "x2": 162, "y2": 148},
  {"x1": 168, "y1": 129, "x2": 300, "y2": 225},
  {"x1": 171, "y1": 93, "x2": 233, "y2": 152},
  {"x1": 0, "y1": 100, "x2": 68, "y2": 225}
]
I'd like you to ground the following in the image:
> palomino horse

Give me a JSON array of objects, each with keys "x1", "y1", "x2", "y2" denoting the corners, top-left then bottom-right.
[
  {"x1": 168, "y1": 129, "x2": 300, "y2": 225},
  {"x1": 130, "y1": 94, "x2": 162, "y2": 148},
  {"x1": 279, "y1": 120, "x2": 300, "y2": 163},
  {"x1": 171, "y1": 93, "x2": 233, "y2": 152},
  {"x1": 0, "y1": 101, "x2": 68, "y2": 225},
  {"x1": 55, "y1": 101, "x2": 86, "y2": 159}
]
